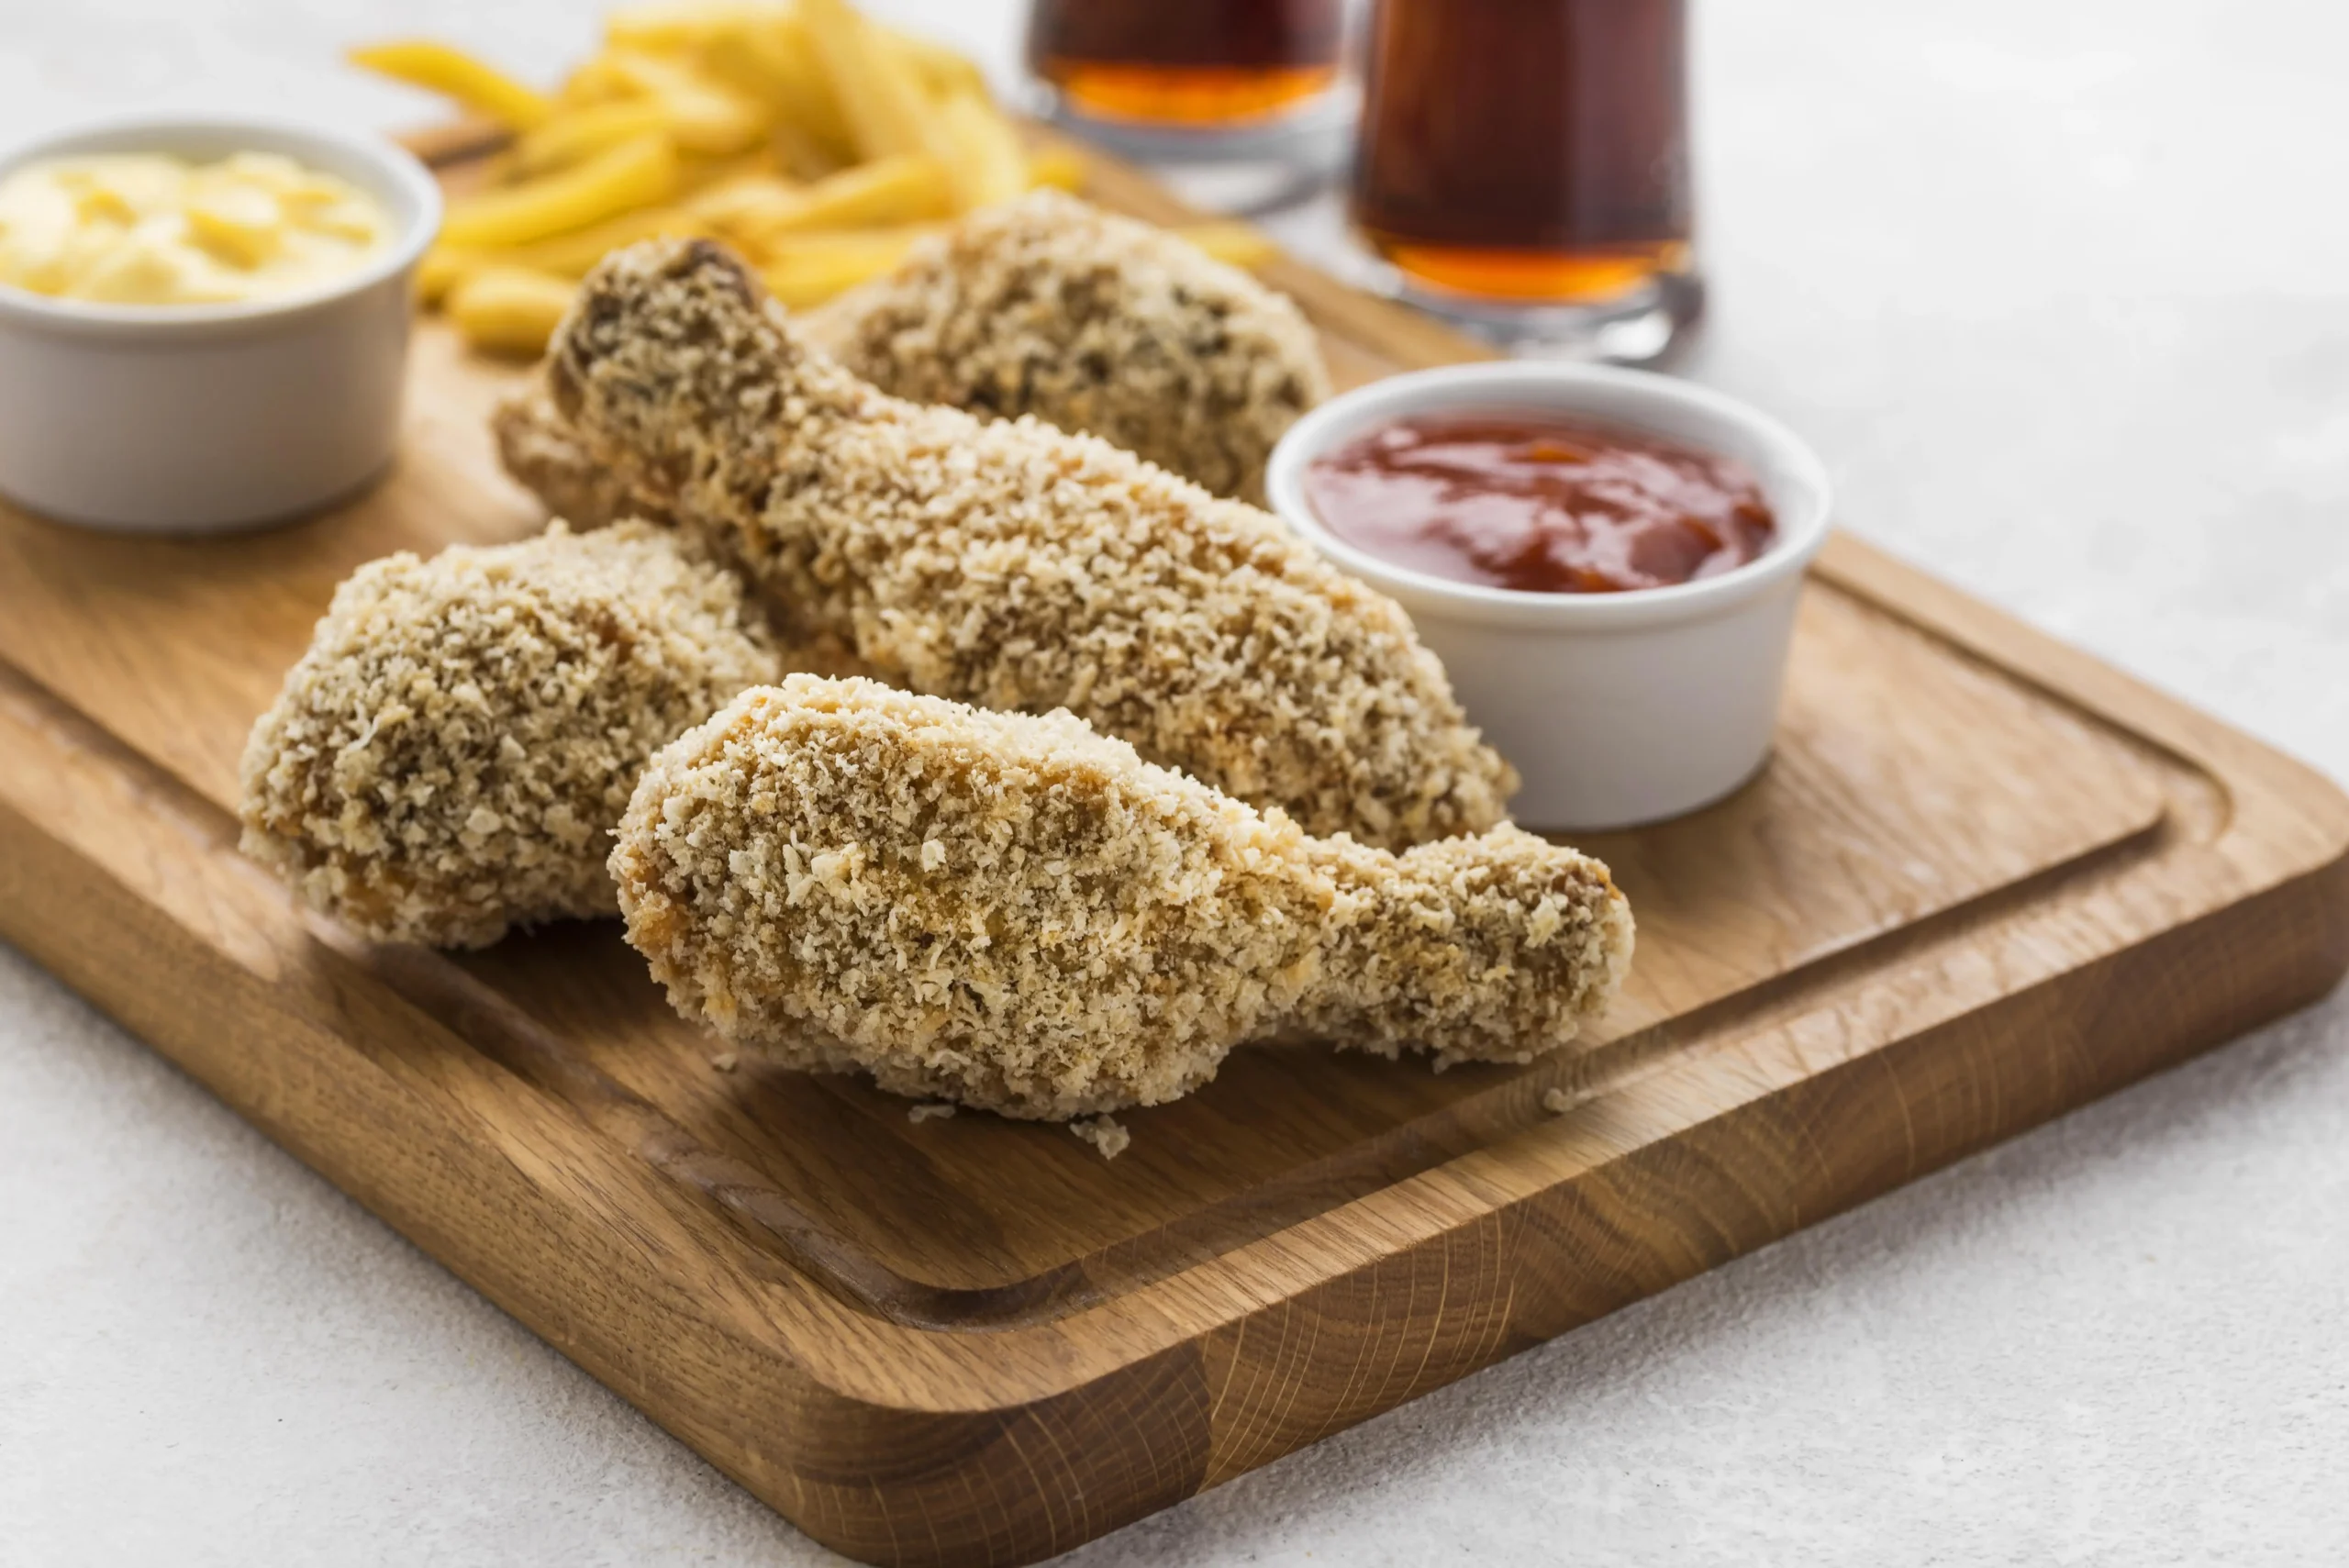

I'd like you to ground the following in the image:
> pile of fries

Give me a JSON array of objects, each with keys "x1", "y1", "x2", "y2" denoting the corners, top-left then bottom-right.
[{"x1": 355, "y1": 0, "x2": 1272, "y2": 355}]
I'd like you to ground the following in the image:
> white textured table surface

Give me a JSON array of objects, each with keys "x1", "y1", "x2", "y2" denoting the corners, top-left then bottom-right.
[{"x1": 5, "y1": 3, "x2": 2346, "y2": 1563}]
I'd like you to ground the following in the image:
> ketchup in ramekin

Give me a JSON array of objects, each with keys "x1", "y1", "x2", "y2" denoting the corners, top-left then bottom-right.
[{"x1": 1301, "y1": 414, "x2": 1776, "y2": 594}]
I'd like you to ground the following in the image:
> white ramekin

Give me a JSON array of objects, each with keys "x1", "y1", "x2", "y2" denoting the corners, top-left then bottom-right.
[
  {"x1": 1266, "y1": 362, "x2": 1832, "y2": 831},
  {"x1": 0, "y1": 113, "x2": 440, "y2": 533}
]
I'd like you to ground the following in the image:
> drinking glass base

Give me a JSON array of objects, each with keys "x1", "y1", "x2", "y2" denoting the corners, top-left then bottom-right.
[
  {"x1": 1351, "y1": 256, "x2": 1708, "y2": 366},
  {"x1": 1021, "y1": 80, "x2": 1354, "y2": 215}
]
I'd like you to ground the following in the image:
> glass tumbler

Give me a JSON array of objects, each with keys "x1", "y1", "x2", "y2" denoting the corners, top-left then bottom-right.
[
  {"x1": 1023, "y1": 0, "x2": 1357, "y2": 211},
  {"x1": 1349, "y1": 0, "x2": 1702, "y2": 361}
]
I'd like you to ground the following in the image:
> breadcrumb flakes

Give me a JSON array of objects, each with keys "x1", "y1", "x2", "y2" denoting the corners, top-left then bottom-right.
[
  {"x1": 493, "y1": 191, "x2": 1326, "y2": 524},
  {"x1": 1071, "y1": 1116, "x2": 1130, "y2": 1160},
  {"x1": 237, "y1": 521, "x2": 781, "y2": 948},
  {"x1": 609, "y1": 676, "x2": 1632, "y2": 1122},
  {"x1": 819, "y1": 190, "x2": 1328, "y2": 503},
  {"x1": 492, "y1": 390, "x2": 664, "y2": 532},
  {"x1": 551, "y1": 238, "x2": 1516, "y2": 851}
]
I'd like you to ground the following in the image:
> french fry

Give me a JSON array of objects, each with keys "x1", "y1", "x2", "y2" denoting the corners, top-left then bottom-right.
[
  {"x1": 706, "y1": 14, "x2": 855, "y2": 159},
  {"x1": 1025, "y1": 144, "x2": 1087, "y2": 193},
  {"x1": 740, "y1": 153, "x2": 951, "y2": 238},
  {"x1": 749, "y1": 220, "x2": 1266, "y2": 312},
  {"x1": 1175, "y1": 221, "x2": 1278, "y2": 271},
  {"x1": 500, "y1": 205, "x2": 707, "y2": 272},
  {"x1": 350, "y1": 40, "x2": 554, "y2": 130},
  {"x1": 439, "y1": 133, "x2": 679, "y2": 249},
  {"x1": 602, "y1": 49, "x2": 770, "y2": 154},
  {"x1": 448, "y1": 265, "x2": 579, "y2": 355},
  {"x1": 604, "y1": 0, "x2": 793, "y2": 51},
  {"x1": 674, "y1": 149, "x2": 780, "y2": 196},
  {"x1": 761, "y1": 224, "x2": 941, "y2": 261},
  {"x1": 798, "y1": 0, "x2": 933, "y2": 163},
  {"x1": 770, "y1": 117, "x2": 851, "y2": 182},
  {"x1": 555, "y1": 52, "x2": 639, "y2": 108},
  {"x1": 761, "y1": 264, "x2": 877, "y2": 310},
  {"x1": 399, "y1": 0, "x2": 1252, "y2": 361},
  {"x1": 800, "y1": 0, "x2": 1024, "y2": 214},
  {"x1": 883, "y1": 26, "x2": 992, "y2": 103},
  {"x1": 930, "y1": 90, "x2": 1027, "y2": 212},
  {"x1": 608, "y1": 3, "x2": 987, "y2": 111},
  {"x1": 509, "y1": 99, "x2": 671, "y2": 176},
  {"x1": 415, "y1": 246, "x2": 479, "y2": 306},
  {"x1": 762, "y1": 229, "x2": 929, "y2": 308},
  {"x1": 684, "y1": 171, "x2": 805, "y2": 232},
  {"x1": 424, "y1": 205, "x2": 708, "y2": 304}
]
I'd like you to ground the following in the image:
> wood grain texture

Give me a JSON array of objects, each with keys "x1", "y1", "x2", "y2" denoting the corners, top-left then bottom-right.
[{"x1": 0, "y1": 131, "x2": 2343, "y2": 1566}]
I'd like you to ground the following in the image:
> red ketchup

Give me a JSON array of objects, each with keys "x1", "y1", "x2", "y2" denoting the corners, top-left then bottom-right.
[{"x1": 1303, "y1": 413, "x2": 1776, "y2": 594}]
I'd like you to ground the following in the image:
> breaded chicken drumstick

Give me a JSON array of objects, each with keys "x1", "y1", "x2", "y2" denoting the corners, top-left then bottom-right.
[
  {"x1": 239, "y1": 522, "x2": 781, "y2": 948},
  {"x1": 612, "y1": 676, "x2": 1632, "y2": 1121},
  {"x1": 494, "y1": 191, "x2": 1326, "y2": 519},
  {"x1": 820, "y1": 191, "x2": 1328, "y2": 504},
  {"x1": 551, "y1": 238, "x2": 1514, "y2": 851}
]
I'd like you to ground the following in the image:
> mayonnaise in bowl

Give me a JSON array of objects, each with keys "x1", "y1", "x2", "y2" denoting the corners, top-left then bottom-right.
[
  {"x1": 0, "y1": 150, "x2": 391, "y2": 306},
  {"x1": 0, "y1": 112, "x2": 440, "y2": 532}
]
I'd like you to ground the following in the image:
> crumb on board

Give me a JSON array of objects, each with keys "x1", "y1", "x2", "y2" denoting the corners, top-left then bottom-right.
[
  {"x1": 1541, "y1": 1087, "x2": 1574, "y2": 1115},
  {"x1": 709, "y1": 1051, "x2": 739, "y2": 1073},
  {"x1": 1071, "y1": 1115, "x2": 1130, "y2": 1160},
  {"x1": 907, "y1": 1102, "x2": 956, "y2": 1124}
]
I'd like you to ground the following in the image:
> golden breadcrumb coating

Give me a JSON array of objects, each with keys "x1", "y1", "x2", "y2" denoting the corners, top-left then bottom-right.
[
  {"x1": 611, "y1": 676, "x2": 1631, "y2": 1121},
  {"x1": 820, "y1": 191, "x2": 1328, "y2": 503},
  {"x1": 239, "y1": 522, "x2": 782, "y2": 949},
  {"x1": 490, "y1": 389, "x2": 665, "y2": 534},
  {"x1": 550, "y1": 238, "x2": 1515, "y2": 850},
  {"x1": 493, "y1": 192, "x2": 1325, "y2": 519}
]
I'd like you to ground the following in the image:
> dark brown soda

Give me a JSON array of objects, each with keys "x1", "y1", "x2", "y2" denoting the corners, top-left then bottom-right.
[
  {"x1": 1026, "y1": 0, "x2": 1347, "y2": 128},
  {"x1": 1351, "y1": 0, "x2": 1693, "y2": 303}
]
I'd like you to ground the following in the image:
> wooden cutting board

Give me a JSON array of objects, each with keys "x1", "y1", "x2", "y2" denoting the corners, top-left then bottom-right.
[{"x1": 1, "y1": 129, "x2": 2343, "y2": 1567}]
